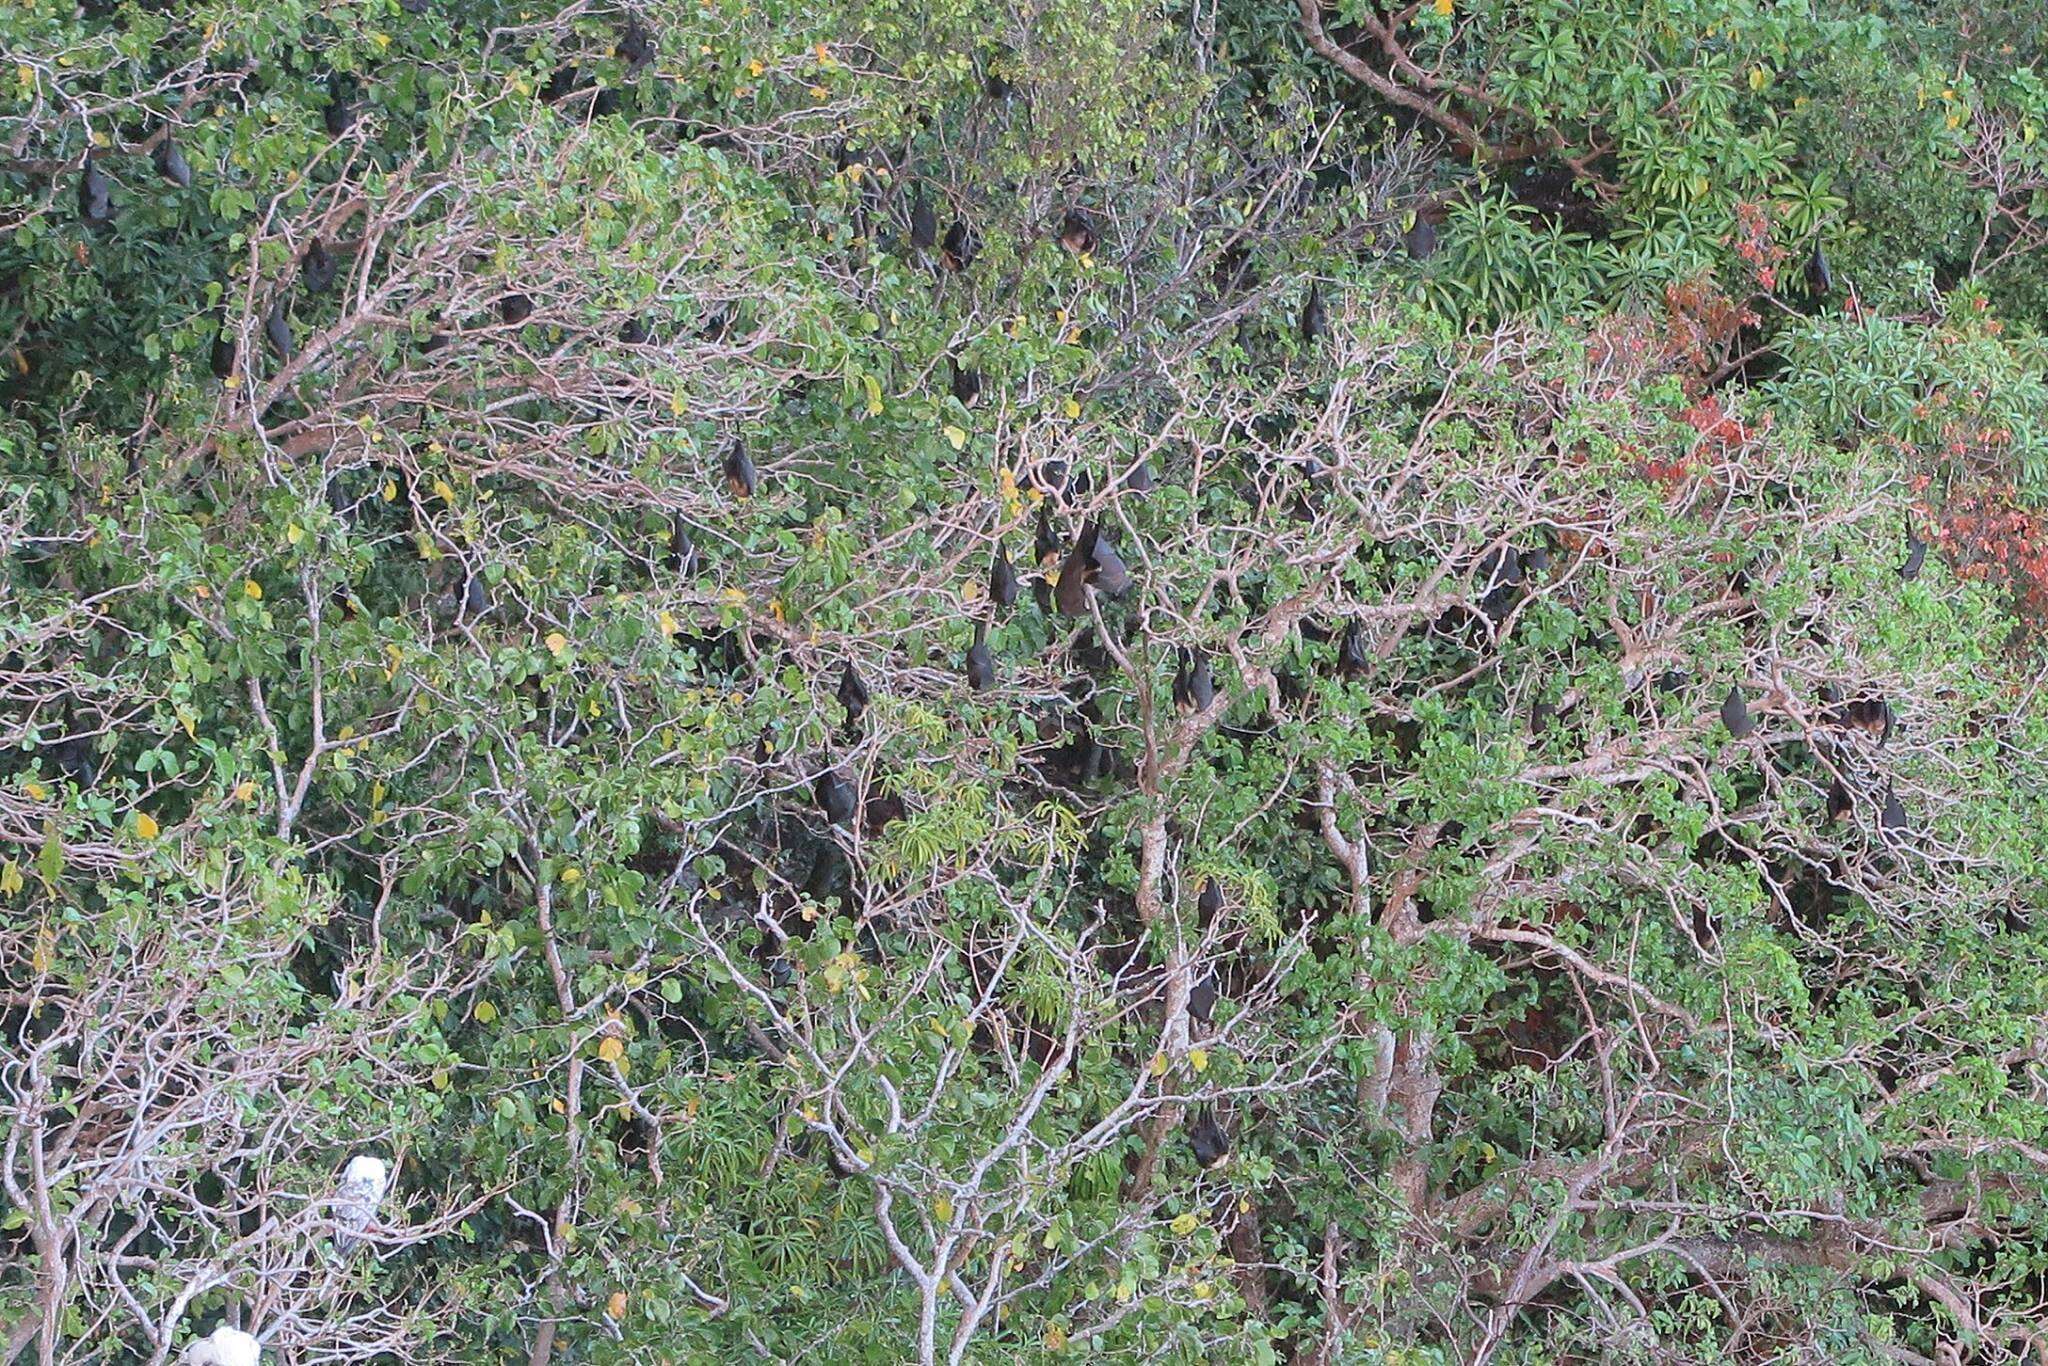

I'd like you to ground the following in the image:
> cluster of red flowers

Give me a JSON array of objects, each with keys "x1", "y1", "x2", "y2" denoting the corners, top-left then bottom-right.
[
  {"x1": 1662, "y1": 277, "x2": 1759, "y2": 378},
  {"x1": 1931, "y1": 483, "x2": 2048, "y2": 623},
  {"x1": 1729, "y1": 200, "x2": 1791, "y2": 294},
  {"x1": 1679, "y1": 393, "x2": 1753, "y2": 447}
]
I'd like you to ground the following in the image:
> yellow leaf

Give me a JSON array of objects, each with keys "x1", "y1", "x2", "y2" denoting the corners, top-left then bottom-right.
[
  {"x1": 934, "y1": 1196, "x2": 953, "y2": 1222},
  {"x1": 545, "y1": 630, "x2": 568, "y2": 656},
  {"x1": 747, "y1": 58, "x2": 765, "y2": 76},
  {"x1": 0, "y1": 860, "x2": 22, "y2": 897},
  {"x1": 1748, "y1": 65, "x2": 1768, "y2": 92},
  {"x1": 382, "y1": 479, "x2": 398, "y2": 502},
  {"x1": 598, "y1": 1036, "x2": 624, "y2": 1064},
  {"x1": 134, "y1": 811, "x2": 160, "y2": 840},
  {"x1": 1171, "y1": 1212, "x2": 1198, "y2": 1236},
  {"x1": 1188, "y1": 1047, "x2": 1210, "y2": 1073},
  {"x1": 607, "y1": 1291, "x2": 629, "y2": 1320},
  {"x1": 475, "y1": 999, "x2": 497, "y2": 1023},
  {"x1": 233, "y1": 780, "x2": 256, "y2": 802},
  {"x1": 1192, "y1": 1281, "x2": 1215, "y2": 1301},
  {"x1": 23, "y1": 781, "x2": 46, "y2": 801},
  {"x1": 433, "y1": 477, "x2": 457, "y2": 503},
  {"x1": 808, "y1": 84, "x2": 829, "y2": 100},
  {"x1": 560, "y1": 865, "x2": 583, "y2": 884},
  {"x1": 1044, "y1": 1325, "x2": 1068, "y2": 1351},
  {"x1": 659, "y1": 610, "x2": 679, "y2": 636},
  {"x1": 1148, "y1": 1051, "x2": 1168, "y2": 1077},
  {"x1": 1062, "y1": 397, "x2": 1081, "y2": 418},
  {"x1": 243, "y1": 579, "x2": 262, "y2": 600},
  {"x1": 943, "y1": 425, "x2": 967, "y2": 451},
  {"x1": 31, "y1": 921, "x2": 52, "y2": 972},
  {"x1": 1433, "y1": 0, "x2": 1452, "y2": 14},
  {"x1": 286, "y1": 523, "x2": 304, "y2": 545}
]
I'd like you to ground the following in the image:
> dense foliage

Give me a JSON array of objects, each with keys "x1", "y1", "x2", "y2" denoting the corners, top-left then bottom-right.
[{"x1": 4, "y1": 0, "x2": 2047, "y2": 1361}]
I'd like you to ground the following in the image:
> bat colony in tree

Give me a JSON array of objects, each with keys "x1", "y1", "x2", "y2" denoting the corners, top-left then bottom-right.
[{"x1": 3, "y1": 0, "x2": 2046, "y2": 1363}]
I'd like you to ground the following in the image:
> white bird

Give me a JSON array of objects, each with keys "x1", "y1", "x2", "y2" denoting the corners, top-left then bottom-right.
[
  {"x1": 183, "y1": 1324, "x2": 260, "y2": 1366},
  {"x1": 333, "y1": 1153, "x2": 389, "y2": 1254}
]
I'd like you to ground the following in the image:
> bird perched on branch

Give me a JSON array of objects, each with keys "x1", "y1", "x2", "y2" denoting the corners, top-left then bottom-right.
[
  {"x1": 333, "y1": 1153, "x2": 389, "y2": 1254},
  {"x1": 183, "y1": 1325, "x2": 260, "y2": 1366}
]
